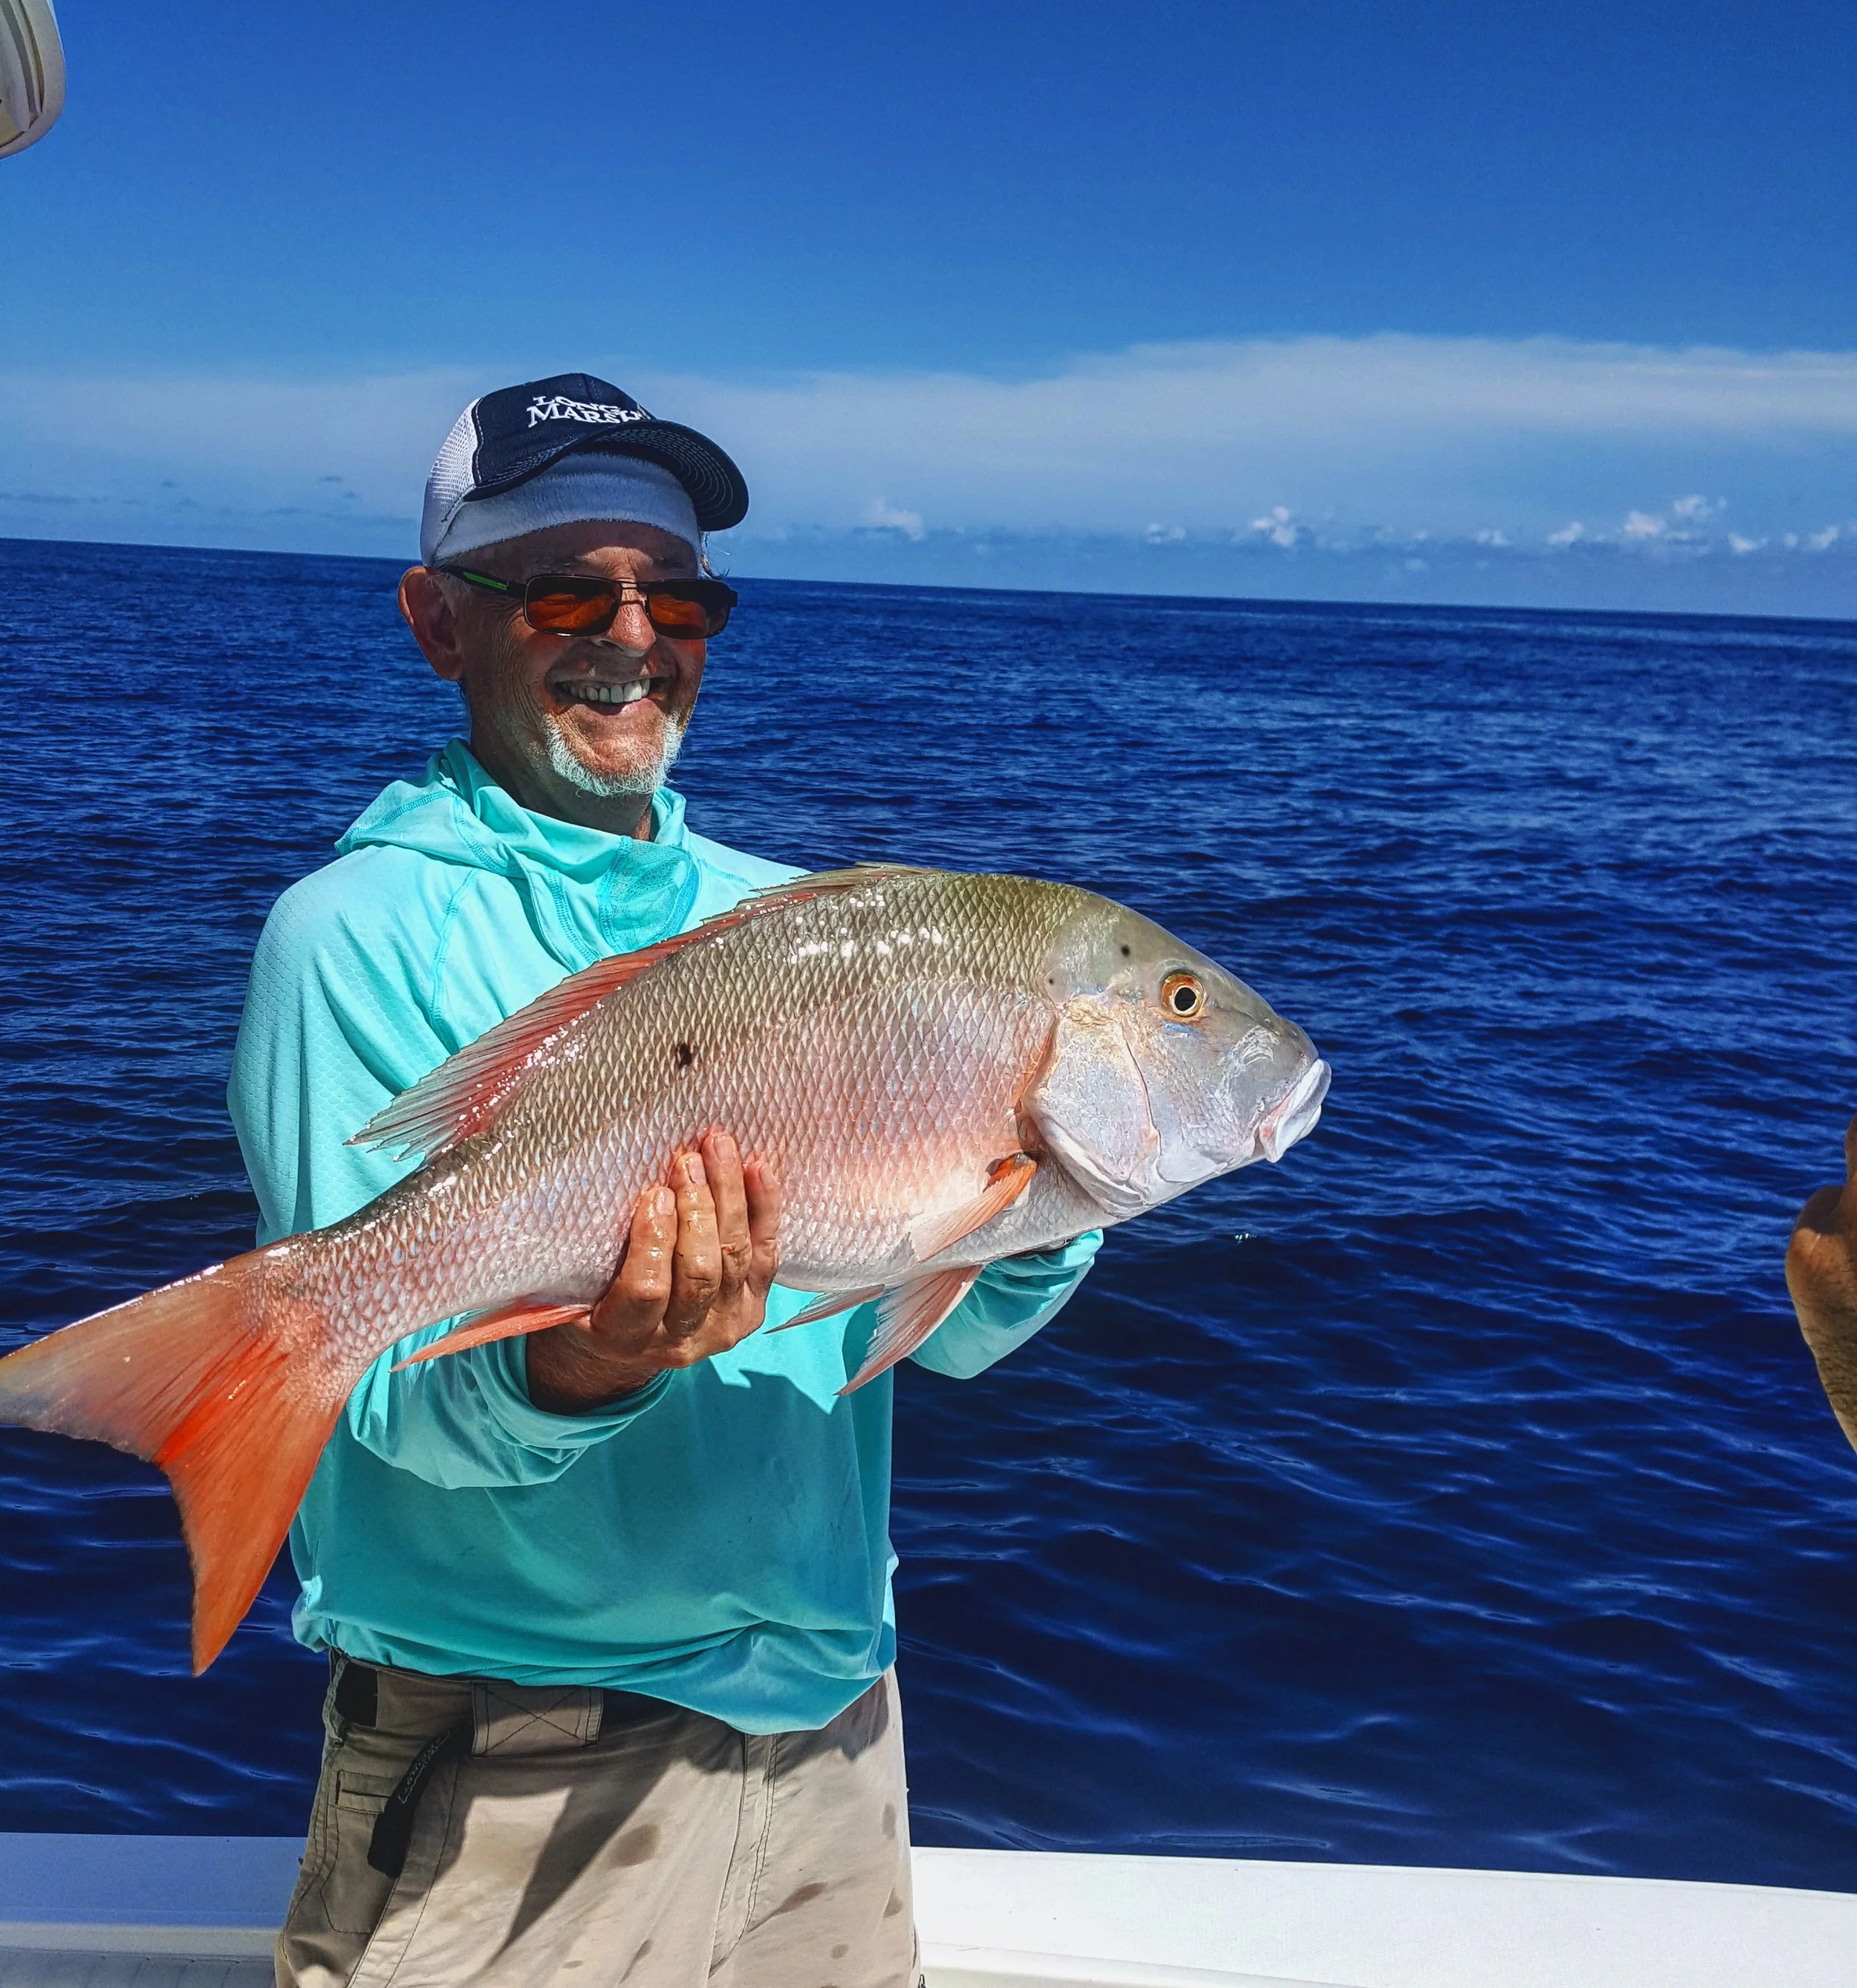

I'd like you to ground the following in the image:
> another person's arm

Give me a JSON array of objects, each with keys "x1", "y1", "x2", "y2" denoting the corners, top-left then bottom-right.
[{"x1": 1788, "y1": 1113, "x2": 1857, "y2": 1454}]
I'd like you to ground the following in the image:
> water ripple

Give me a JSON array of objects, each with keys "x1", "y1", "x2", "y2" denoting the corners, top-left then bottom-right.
[{"x1": 1, "y1": 544, "x2": 1855, "y2": 1884}]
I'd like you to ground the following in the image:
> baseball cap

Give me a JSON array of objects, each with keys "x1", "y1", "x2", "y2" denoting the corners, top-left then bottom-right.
[{"x1": 420, "y1": 372, "x2": 749, "y2": 567}]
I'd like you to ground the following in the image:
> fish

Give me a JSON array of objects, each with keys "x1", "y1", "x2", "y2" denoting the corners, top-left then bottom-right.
[{"x1": 0, "y1": 865, "x2": 1329, "y2": 1671}]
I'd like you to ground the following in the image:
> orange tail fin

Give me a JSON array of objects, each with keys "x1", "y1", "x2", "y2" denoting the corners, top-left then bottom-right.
[{"x1": 0, "y1": 1251, "x2": 343, "y2": 1674}]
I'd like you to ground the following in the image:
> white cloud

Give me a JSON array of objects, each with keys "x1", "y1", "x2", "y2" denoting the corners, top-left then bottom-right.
[
  {"x1": 657, "y1": 336, "x2": 1857, "y2": 541},
  {"x1": 1806, "y1": 525, "x2": 1842, "y2": 551},
  {"x1": 1144, "y1": 522, "x2": 1187, "y2": 544},
  {"x1": 1670, "y1": 494, "x2": 1723, "y2": 522},
  {"x1": 861, "y1": 497, "x2": 925, "y2": 540},
  {"x1": 1613, "y1": 493, "x2": 1731, "y2": 544},
  {"x1": 1247, "y1": 505, "x2": 1299, "y2": 548},
  {"x1": 1728, "y1": 533, "x2": 1766, "y2": 555},
  {"x1": 4, "y1": 335, "x2": 1857, "y2": 575}
]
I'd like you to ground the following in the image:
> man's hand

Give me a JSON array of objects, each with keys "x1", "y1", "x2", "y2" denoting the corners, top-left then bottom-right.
[
  {"x1": 1787, "y1": 1113, "x2": 1857, "y2": 1456},
  {"x1": 527, "y1": 1127, "x2": 782, "y2": 1415}
]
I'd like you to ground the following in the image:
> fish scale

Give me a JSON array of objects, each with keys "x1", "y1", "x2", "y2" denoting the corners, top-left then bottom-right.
[{"x1": 0, "y1": 863, "x2": 1327, "y2": 1671}]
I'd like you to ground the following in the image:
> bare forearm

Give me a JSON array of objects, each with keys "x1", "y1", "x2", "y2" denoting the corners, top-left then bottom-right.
[{"x1": 525, "y1": 1327, "x2": 660, "y2": 1415}]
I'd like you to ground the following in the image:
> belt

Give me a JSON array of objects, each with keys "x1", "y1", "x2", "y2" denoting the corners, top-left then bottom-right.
[
  {"x1": 330, "y1": 1654, "x2": 673, "y2": 1880},
  {"x1": 331, "y1": 1654, "x2": 669, "y2": 1736}
]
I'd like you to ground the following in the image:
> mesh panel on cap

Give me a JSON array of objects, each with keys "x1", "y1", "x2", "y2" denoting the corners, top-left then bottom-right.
[{"x1": 419, "y1": 402, "x2": 484, "y2": 566}]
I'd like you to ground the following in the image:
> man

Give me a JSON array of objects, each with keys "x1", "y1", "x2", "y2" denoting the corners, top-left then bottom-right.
[
  {"x1": 1789, "y1": 1114, "x2": 1857, "y2": 1456},
  {"x1": 231, "y1": 374, "x2": 1100, "y2": 1988}
]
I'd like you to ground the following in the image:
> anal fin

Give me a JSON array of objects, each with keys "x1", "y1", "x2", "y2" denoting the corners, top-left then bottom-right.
[
  {"x1": 840, "y1": 1267, "x2": 983, "y2": 1394},
  {"x1": 908, "y1": 1153, "x2": 1037, "y2": 1263},
  {"x1": 392, "y1": 1297, "x2": 591, "y2": 1371}
]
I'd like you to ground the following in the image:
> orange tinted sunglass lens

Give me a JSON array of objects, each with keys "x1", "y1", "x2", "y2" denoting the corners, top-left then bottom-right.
[
  {"x1": 645, "y1": 593, "x2": 710, "y2": 636},
  {"x1": 528, "y1": 584, "x2": 612, "y2": 632},
  {"x1": 525, "y1": 582, "x2": 614, "y2": 633}
]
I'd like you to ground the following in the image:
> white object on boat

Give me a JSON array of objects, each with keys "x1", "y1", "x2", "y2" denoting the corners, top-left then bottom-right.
[
  {"x1": 1, "y1": 1834, "x2": 1854, "y2": 1987},
  {"x1": 0, "y1": 0, "x2": 64, "y2": 158}
]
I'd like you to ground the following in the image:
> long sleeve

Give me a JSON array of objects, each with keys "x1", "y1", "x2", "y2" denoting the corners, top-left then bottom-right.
[
  {"x1": 243, "y1": 758, "x2": 1095, "y2": 1721},
  {"x1": 911, "y1": 1230, "x2": 1103, "y2": 1380},
  {"x1": 227, "y1": 854, "x2": 670, "y2": 1492}
]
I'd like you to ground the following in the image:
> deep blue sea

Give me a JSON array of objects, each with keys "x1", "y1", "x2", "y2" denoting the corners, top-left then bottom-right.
[{"x1": 1, "y1": 537, "x2": 1855, "y2": 1890}]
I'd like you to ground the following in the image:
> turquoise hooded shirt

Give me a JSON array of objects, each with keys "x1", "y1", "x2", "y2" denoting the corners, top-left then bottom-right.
[{"x1": 227, "y1": 741, "x2": 1099, "y2": 1734}]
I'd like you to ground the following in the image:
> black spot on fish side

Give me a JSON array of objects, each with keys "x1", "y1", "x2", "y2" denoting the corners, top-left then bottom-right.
[
  {"x1": 674, "y1": 1040, "x2": 695, "y2": 1071},
  {"x1": 1120, "y1": 944, "x2": 1131, "y2": 957}
]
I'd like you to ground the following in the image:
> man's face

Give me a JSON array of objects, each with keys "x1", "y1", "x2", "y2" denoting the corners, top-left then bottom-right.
[{"x1": 423, "y1": 518, "x2": 706, "y2": 816}]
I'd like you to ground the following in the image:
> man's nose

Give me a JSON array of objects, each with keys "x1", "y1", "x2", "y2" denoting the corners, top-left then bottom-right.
[{"x1": 593, "y1": 593, "x2": 657, "y2": 656}]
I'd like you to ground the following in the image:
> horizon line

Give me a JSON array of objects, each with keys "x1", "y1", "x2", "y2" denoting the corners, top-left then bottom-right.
[{"x1": 4, "y1": 529, "x2": 1853, "y2": 635}]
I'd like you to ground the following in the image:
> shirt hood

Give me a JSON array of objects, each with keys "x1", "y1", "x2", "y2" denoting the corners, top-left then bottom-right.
[{"x1": 336, "y1": 737, "x2": 700, "y2": 968}]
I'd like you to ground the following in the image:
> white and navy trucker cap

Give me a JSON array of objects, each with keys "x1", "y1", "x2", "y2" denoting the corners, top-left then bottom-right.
[{"x1": 420, "y1": 373, "x2": 749, "y2": 567}]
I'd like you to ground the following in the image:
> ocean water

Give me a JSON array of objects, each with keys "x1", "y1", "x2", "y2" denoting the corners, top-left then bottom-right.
[{"x1": 1, "y1": 536, "x2": 1855, "y2": 1889}]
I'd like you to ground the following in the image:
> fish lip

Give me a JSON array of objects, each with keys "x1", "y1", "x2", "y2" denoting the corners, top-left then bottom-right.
[{"x1": 1258, "y1": 1058, "x2": 1330, "y2": 1164}]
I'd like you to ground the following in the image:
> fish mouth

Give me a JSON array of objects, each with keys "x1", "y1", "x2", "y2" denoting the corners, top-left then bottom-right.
[{"x1": 1257, "y1": 1058, "x2": 1330, "y2": 1163}]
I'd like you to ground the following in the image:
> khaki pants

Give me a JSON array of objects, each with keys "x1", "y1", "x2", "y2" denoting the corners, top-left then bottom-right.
[{"x1": 276, "y1": 1657, "x2": 920, "y2": 1988}]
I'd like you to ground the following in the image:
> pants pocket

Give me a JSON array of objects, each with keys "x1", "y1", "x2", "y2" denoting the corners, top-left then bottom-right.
[
  {"x1": 322, "y1": 1770, "x2": 406, "y2": 1937},
  {"x1": 278, "y1": 1756, "x2": 413, "y2": 1987}
]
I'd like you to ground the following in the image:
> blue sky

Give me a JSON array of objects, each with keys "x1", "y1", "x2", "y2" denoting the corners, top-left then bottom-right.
[{"x1": 2, "y1": 0, "x2": 1854, "y2": 613}]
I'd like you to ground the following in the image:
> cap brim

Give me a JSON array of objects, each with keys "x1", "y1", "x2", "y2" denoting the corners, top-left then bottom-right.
[{"x1": 466, "y1": 422, "x2": 749, "y2": 532}]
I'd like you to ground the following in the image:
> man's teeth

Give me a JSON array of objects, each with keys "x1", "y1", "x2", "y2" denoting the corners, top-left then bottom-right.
[{"x1": 561, "y1": 679, "x2": 651, "y2": 707}]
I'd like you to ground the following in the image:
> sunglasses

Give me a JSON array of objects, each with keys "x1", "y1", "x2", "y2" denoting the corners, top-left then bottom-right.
[{"x1": 439, "y1": 565, "x2": 738, "y2": 640}]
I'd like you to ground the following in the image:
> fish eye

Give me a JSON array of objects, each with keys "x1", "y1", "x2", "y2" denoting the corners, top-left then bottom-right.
[{"x1": 1160, "y1": 970, "x2": 1206, "y2": 1020}]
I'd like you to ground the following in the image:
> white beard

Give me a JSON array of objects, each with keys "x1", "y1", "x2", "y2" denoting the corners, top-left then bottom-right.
[{"x1": 544, "y1": 709, "x2": 686, "y2": 798}]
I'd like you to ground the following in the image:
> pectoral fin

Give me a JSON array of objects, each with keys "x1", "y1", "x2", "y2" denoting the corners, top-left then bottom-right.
[{"x1": 908, "y1": 1153, "x2": 1038, "y2": 1263}]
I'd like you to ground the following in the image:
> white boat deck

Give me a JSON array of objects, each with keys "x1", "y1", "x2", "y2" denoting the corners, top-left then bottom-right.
[{"x1": 0, "y1": 1834, "x2": 1852, "y2": 1987}]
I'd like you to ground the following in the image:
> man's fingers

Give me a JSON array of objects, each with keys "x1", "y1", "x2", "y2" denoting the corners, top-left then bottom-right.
[
  {"x1": 665, "y1": 1148, "x2": 722, "y2": 1333},
  {"x1": 703, "y1": 1128, "x2": 755, "y2": 1296},
  {"x1": 591, "y1": 1185, "x2": 675, "y2": 1335},
  {"x1": 744, "y1": 1154, "x2": 784, "y2": 1292}
]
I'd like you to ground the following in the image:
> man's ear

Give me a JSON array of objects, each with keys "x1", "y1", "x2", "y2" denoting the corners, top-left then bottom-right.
[{"x1": 400, "y1": 567, "x2": 466, "y2": 684}]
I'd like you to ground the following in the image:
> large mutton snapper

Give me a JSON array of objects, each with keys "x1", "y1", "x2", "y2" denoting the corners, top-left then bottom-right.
[{"x1": 0, "y1": 865, "x2": 1329, "y2": 1671}]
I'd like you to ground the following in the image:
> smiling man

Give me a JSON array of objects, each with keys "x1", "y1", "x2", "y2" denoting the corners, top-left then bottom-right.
[{"x1": 232, "y1": 376, "x2": 1099, "y2": 1988}]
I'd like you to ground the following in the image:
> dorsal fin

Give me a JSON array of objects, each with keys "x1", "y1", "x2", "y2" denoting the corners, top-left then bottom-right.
[
  {"x1": 349, "y1": 864, "x2": 926, "y2": 1162},
  {"x1": 347, "y1": 949, "x2": 650, "y2": 1161}
]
